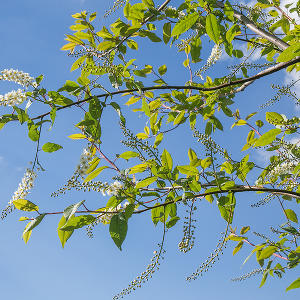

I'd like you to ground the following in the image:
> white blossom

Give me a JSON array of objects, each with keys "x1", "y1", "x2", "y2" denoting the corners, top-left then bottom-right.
[
  {"x1": 255, "y1": 161, "x2": 298, "y2": 186},
  {"x1": 76, "y1": 147, "x2": 93, "y2": 176},
  {"x1": 99, "y1": 204, "x2": 122, "y2": 224},
  {"x1": 101, "y1": 180, "x2": 124, "y2": 196},
  {"x1": 196, "y1": 44, "x2": 223, "y2": 79},
  {"x1": 166, "y1": 6, "x2": 186, "y2": 18},
  {"x1": 0, "y1": 68, "x2": 37, "y2": 88},
  {"x1": 8, "y1": 169, "x2": 37, "y2": 207},
  {"x1": 0, "y1": 89, "x2": 27, "y2": 106}
]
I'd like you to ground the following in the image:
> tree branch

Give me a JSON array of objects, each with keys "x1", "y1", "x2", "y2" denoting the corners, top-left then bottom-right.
[
  {"x1": 216, "y1": 1, "x2": 290, "y2": 51},
  {"x1": 31, "y1": 56, "x2": 300, "y2": 121},
  {"x1": 134, "y1": 186, "x2": 300, "y2": 214}
]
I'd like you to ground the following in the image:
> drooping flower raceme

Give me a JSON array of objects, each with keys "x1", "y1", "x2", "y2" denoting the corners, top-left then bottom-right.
[
  {"x1": 0, "y1": 69, "x2": 37, "y2": 88},
  {"x1": 196, "y1": 44, "x2": 223, "y2": 79},
  {"x1": 99, "y1": 201, "x2": 133, "y2": 224},
  {"x1": 76, "y1": 147, "x2": 94, "y2": 176},
  {"x1": 1, "y1": 168, "x2": 37, "y2": 219},
  {"x1": 102, "y1": 180, "x2": 124, "y2": 196},
  {"x1": 255, "y1": 160, "x2": 298, "y2": 186},
  {"x1": 0, "y1": 89, "x2": 27, "y2": 107},
  {"x1": 0, "y1": 69, "x2": 37, "y2": 107}
]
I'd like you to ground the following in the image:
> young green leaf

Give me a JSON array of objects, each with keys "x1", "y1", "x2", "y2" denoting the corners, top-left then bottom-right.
[
  {"x1": 171, "y1": 12, "x2": 199, "y2": 37},
  {"x1": 135, "y1": 176, "x2": 157, "y2": 189},
  {"x1": 284, "y1": 209, "x2": 298, "y2": 223},
  {"x1": 42, "y1": 142, "x2": 63, "y2": 153},
  {"x1": 13, "y1": 199, "x2": 39, "y2": 212},
  {"x1": 83, "y1": 166, "x2": 108, "y2": 183},
  {"x1": 63, "y1": 200, "x2": 85, "y2": 223},
  {"x1": 161, "y1": 149, "x2": 173, "y2": 171},
  {"x1": 286, "y1": 277, "x2": 300, "y2": 292},
  {"x1": 109, "y1": 213, "x2": 128, "y2": 250},
  {"x1": 205, "y1": 14, "x2": 220, "y2": 44},
  {"x1": 118, "y1": 151, "x2": 139, "y2": 160},
  {"x1": 57, "y1": 215, "x2": 74, "y2": 248},
  {"x1": 254, "y1": 129, "x2": 281, "y2": 147},
  {"x1": 60, "y1": 215, "x2": 95, "y2": 231}
]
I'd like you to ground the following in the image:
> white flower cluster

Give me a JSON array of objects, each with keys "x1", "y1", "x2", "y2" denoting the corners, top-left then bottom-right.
[
  {"x1": 101, "y1": 180, "x2": 124, "y2": 196},
  {"x1": 76, "y1": 147, "x2": 94, "y2": 176},
  {"x1": 196, "y1": 44, "x2": 223, "y2": 80},
  {"x1": 0, "y1": 89, "x2": 27, "y2": 107},
  {"x1": 0, "y1": 69, "x2": 37, "y2": 88},
  {"x1": 8, "y1": 169, "x2": 37, "y2": 206},
  {"x1": 0, "y1": 69, "x2": 37, "y2": 107},
  {"x1": 99, "y1": 201, "x2": 131, "y2": 224},
  {"x1": 255, "y1": 161, "x2": 297, "y2": 186},
  {"x1": 166, "y1": 6, "x2": 186, "y2": 18}
]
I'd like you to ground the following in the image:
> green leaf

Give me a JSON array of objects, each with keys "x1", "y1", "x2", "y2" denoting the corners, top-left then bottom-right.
[
  {"x1": 173, "y1": 111, "x2": 185, "y2": 125},
  {"x1": 206, "y1": 14, "x2": 220, "y2": 43},
  {"x1": 89, "y1": 97, "x2": 102, "y2": 119},
  {"x1": 23, "y1": 214, "x2": 46, "y2": 234},
  {"x1": 259, "y1": 246, "x2": 277, "y2": 259},
  {"x1": 201, "y1": 157, "x2": 212, "y2": 169},
  {"x1": 125, "y1": 204, "x2": 135, "y2": 220},
  {"x1": 266, "y1": 112, "x2": 285, "y2": 125},
  {"x1": 142, "y1": 98, "x2": 151, "y2": 117},
  {"x1": 83, "y1": 166, "x2": 108, "y2": 182},
  {"x1": 42, "y1": 142, "x2": 63, "y2": 153},
  {"x1": 13, "y1": 199, "x2": 39, "y2": 212},
  {"x1": 22, "y1": 223, "x2": 32, "y2": 244},
  {"x1": 129, "y1": 163, "x2": 148, "y2": 174},
  {"x1": 231, "y1": 119, "x2": 247, "y2": 128},
  {"x1": 85, "y1": 157, "x2": 100, "y2": 174},
  {"x1": 57, "y1": 215, "x2": 74, "y2": 248},
  {"x1": 285, "y1": 209, "x2": 298, "y2": 223},
  {"x1": 163, "y1": 22, "x2": 171, "y2": 44},
  {"x1": 127, "y1": 39, "x2": 138, "y2": 50},
  {"x1": 142, "y1": 0, "x2": 154, "y2": 8},
  {"x1": 109, "y1": 213, "x2": 128, "y2": 250},
  {"x1": 68, "y1": 133, "x2": 87, "y2": 140},
  {"x1": 171, "y1": 12, "x2": 199, "y2": 36},
  {"x1": 161, "y1": 149, "x2": 173, "y2": 171},
  {"x1": 254, "y1": 129, "x2": 281, "y2": 147},
  {"x1": 277, "y1": 43, "x2": 300, "y2": 63},
  {"x1": 158, "y1": 65, "x2": 167, "y2": 76},
  {"x1": 240, "y1": 226, "x2": 250, "y2": 234},
  {"x1": 218, "y1": 194, "x2": 235, "y2": 223},
  {"x1": 286, "y1": 277, "x2": 300, "y2": 291},
  {"x1": 19, "y1": 217, "x2": 30, "y2": 221},
  {"x1": 233, "y1": 241, "x2": 243, "y2": 255},
  {"x1": 110, "y1": 102, "x2": 126, "y2": 125},
  {"x1": 136, "y1": 177, "x2": 157, "y2": 189},
  {"x1": 119, "y1": 151, "x2": 139, "y2": 160},
  {"x1": 14, "y1": 107, "x2": 28, "y2": 124},
  {"x1": 166, "y1": 216, "x2": 180, "y2": 228},
  {"x1": 136, "y1": 132, "x2": 149, "y2": 139},
  {"x1": 177, "y1": 165, "x2": 199, "y2": 176},
  {"x1": 154, "y1": 132, "x2": 163, "y2": 148},
  {"x1": 28, "y1": 126, "x2": 40, "y2": 141},
  {"x1": 151, "y1": 203, "x2": 164, "y2": 225},
  {"x1": 63, "y1": 200, "x2": 85, "y2": 223},
  {"x1": 60, "y1": 215, "x2": 96, "y2": 231},
  {"x1": 58, "y1": 80, "x2": 80, "y2": 93}
]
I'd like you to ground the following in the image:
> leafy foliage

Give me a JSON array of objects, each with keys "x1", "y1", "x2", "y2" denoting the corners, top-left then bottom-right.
[{"x1": 1, "y1": 0, "x2": 300, "y2": 297}]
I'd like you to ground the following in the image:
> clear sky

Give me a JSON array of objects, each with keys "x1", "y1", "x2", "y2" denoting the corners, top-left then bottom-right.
[{"x1": 0, "y1": 1, "x2": 299, "y2": 300}]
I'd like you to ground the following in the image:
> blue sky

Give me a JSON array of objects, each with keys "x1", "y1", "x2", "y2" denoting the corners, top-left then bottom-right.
[{"x1": 0, "y1": 1, "x2": 299, "y2": 300}]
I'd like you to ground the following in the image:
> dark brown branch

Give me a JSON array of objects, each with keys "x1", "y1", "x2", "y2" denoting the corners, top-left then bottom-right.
[
  {"x1": 31, "y1": 56, "x2": 300, "y2": 121},
  {"x1": 134, "y1": 186, "x2": 300, "y2": 214}
]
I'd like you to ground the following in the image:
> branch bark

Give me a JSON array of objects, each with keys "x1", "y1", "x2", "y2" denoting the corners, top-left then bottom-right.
[
  {"x1": 30, "y1": 56, "x2": 300, "y2": 121},
  {"x1": 216, "y1": 1, "x2": 290, "y2": 51}
]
